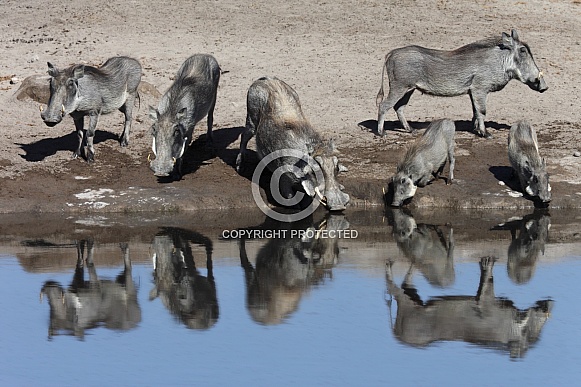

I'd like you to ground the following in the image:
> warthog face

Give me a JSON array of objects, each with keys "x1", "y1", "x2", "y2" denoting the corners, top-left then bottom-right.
[
  {"x1": 149, "y1": 107, "x2": 190, "y2": 177},
  {"x1": 311, "y1": 154, "x2": 350, "y2": 211},
  {"x1": 524, "y1": 160, "x2": 551, "y2": 203},
  {"x1": 391, "y1": 173, "x2": 417, "y2": 207},
  {"x1": 41, "y1": 62, "x2": 83, "y2": 126},
  {"x1": 297, "y1": 143, "x2": 349, "y2": 211},
  {"x1": 503, "y1": 30, "x2": 548, "y2": 93}
]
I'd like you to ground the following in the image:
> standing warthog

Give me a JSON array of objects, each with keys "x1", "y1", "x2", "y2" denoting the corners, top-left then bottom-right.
[
  {"x1": 149, "y1": 54, "x2": 220, "y2": 179},
  {"x1": 376, "y1": 30, "x2": 547, "y2": 138},
  {"x1": 508, "y1": 121, "x2": 551, "y2": 203},
  {"x1": 386, "y1": 257, "x2": 553, "y2": 358},
  {"x1": 40, "y1": 56, "x2": 142, "y2": 162},
  {"x1": 236, "y1": 76, "x2": 350, "y2": 211},
  {"x1": 389, "y1": 119, "x2": 455, "y2": 207},
  {"x1": 387, "y1": 208, "x2": 455, "y2": 288},
  {"x1": 40, "y1": 240, "x2": 141, "y2": 339},
  {"x1": 150, "y1": 228, "x2": 218, "y2": 330}
]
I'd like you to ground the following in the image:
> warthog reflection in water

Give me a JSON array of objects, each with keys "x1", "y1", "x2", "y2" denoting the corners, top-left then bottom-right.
[
  {"x1": 150, "y1": 227, "x2": 218, "y2": 330},
  {"x1": 386, "y1": 257, "x2": 553, "y2": 358},
  {"x1": 238, "y1": 214, "x2": 349, "y2": 325},
  {"x1": 40, "y1": 240, "x2": 141, "y2": 339},
  {"x1": 387, "y1": 208, "x2": 455, "y2": 288},
  {"x1": 492, "y1": 211, "x2": 551, "y2": 284}
]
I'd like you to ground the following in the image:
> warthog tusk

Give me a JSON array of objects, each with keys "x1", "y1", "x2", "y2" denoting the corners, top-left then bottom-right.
[
  {"x1": 61, "y1": 104, "x2": 65, "y2": 116},
  {"x1": 314, "y1": 186, "x2": 326, "y2": 203},
  {"x1": 147, "y1": 153, "x2": 151, "y2": 162},
  {"x1": 382, "y1": 186, "x2": 386, "y2": 195},
  {"x1": 538, "y1": 71, "x2": 544, "y2": 78},
  {"x1": 39, "y1": 105, "x2": 43, "y2": 112},
  {"x1": 172, "y1": 157, "x2": 176, "y2": 165}
]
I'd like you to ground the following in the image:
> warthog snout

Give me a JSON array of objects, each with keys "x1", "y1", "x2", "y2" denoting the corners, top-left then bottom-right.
[
  {"x1": 316, "y1": 186, "x2": 349, "y2": 211},
  {"x1": 528, "y1": 72, "x2": 548, "y2": 93},
  {"x1": 149, "y1": 155, "x2": 177, "y2": 177},
  {"x1": 41, "y1": 104, "x2": 66, "y2": 127}
]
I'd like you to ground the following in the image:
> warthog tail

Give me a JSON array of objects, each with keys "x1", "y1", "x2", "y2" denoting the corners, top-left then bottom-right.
[{"x1": 376, "y1": 52, "x2": 390, "y2": 107}]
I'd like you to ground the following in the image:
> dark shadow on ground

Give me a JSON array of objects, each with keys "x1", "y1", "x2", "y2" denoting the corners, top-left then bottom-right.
[
  {"x1": 157, "y1": 126, "x2": 245, "y2": 183},
  {"x1": 358, "y1": 119, "x2": 511, "y2": 137},
  {"x1": 17, "y1": 130, "x2": 119, "y2": 162}
]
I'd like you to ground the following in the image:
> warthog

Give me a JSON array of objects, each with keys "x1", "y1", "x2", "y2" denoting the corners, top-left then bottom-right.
[
  {"x1": 238, "y1": 214, "x2": 347, "y2": 325},
  {"x1": 236, "y1": 76, "x2": 350, "y2": 211},
  {"x1": 386, "y1": 257, "x2": 553, "y2": 358},
  {"x1": 389, "y1": 119, "x2": 455, "y2": 206},
  {"x1": 150, "y1": 227, "x2": 218, "y2": 330},
  {"x1": 492, "y1": 211, "x2": 550, "y2": 284},
  {"x1": 149, "y1": 54, "x2": 220, "y2": 179},
  {"x1": 40, "y1": 56, "x2": 142, "y2": 162},
  {"x1": 40, "y1": 240, "x2": 141, "y2": 339},
  {"x1": 387, "y1": 208, "x2": 455, "y2": 287},
  {"x1": 508, "y1": 121, "x2": 551, "y2": 203},
  {"x1": 376, "y1": 30, "x2": 547, "y2": 138}
]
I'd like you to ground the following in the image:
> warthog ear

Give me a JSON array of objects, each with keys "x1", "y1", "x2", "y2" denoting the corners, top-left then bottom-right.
[
  {"x1": 149, "y1": 106, "x2": 159, "y2": 122},
  {"x1": 47, "y1": 62, "x2": 59, "y2": 77},
  {"x1": 72, "y1": 65, "x2": 85, "y2": 80},
  {"x1": 500, "y1": 32, "x2": 515, "y2": 50},
  {"x1": 511, "y1": 29, "x2": 520, "y2": 41}
]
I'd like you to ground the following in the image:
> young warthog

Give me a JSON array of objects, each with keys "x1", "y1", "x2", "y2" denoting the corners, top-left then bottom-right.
[
  {"x1": 376, "y1": 30, "x2": 547, "y2": 138},
  {"x1": 149, "y1": 54, "x2": 220, "y2": 179},
  {"x1": 390, "y1": 119, "x2": 455, "y2": 206},
  {"x1": 508, "y1": 121, "x2": 551, "y2": 203},
  {"x1": 236, "y1": 77, "x2": 350, "y2": 211},
  {"x1": 40, "y1": 56, "x2": 142, "y2": 162}
]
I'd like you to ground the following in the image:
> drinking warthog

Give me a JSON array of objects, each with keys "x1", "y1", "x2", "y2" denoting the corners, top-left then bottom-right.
[
  {"x1": 40, "y1": 240, "x2": 141, "y2": 339},
  {"x1": 387, "y1": 208, "x2": 455, "y2": 287},
  {"x1": 386, "y1": 257, "x2": 553, "y2": 358},
  {"x1": 389, "y1": 119, "x2": 455, "y2": 206},
  {"x1": 149, "y1": 54, "x2": 220, "y2": 179},
  {"x1": 150, "y1": 227, "x2": 218, "y2": 330},
  {"x1": 236, "y1": 76, "x2": 349, "y2": 211},
  {"x1": 238, "y1": 214, "x2": 347, "y2": 325},
  {"x1": 40, "y1": 56, "x2": 142, "y2": 162},
  {"x1": 376, "y1": 30, "x2": 547, "y2": 138},
  {"x1": 508, "y1": 121, "x2": 551, "y2": 203}
]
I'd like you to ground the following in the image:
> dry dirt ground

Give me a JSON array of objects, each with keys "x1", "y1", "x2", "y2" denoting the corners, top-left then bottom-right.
[{"x1": 1, "y1": 0, "x2": 580, "y2": 214}]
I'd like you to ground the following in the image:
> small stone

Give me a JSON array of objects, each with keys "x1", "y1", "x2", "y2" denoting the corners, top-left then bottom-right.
[
  {"x1": 574, "y1": 151, "x2": 581, "y2": 157},
  {"x1": 9, "y1": 77, "x2": 20, "y2": 84},
  {"x1": 498, "y1": 181, "x2": 505, "y2": 186}
]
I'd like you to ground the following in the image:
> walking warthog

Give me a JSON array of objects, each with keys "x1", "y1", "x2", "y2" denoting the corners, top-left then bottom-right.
[
  {"x1": 40, "y1": 240, "x2": 141, "y2": 339},
  {"x1": 386, "y1": 257, "x2": 553, "y2": 358},
  {"x1": 236, "y1": 76, "x2": 350, "y2": 211},
  {"x1": 389, "y1": 119, "x2": 455, "y2": 206},
  {"x1": 376, "y1": 30, "x2": 547, "y2": 138},
  {"x1": 40, "y1": 56, "x2": 142, "y2": 162},
  {"x1": 149, "y1": 54, "x2": 220, "y2": 179},
  {"x1": 150, "y1": 228, "x2": 218, "y2": 330},
  {"x1": 508, "y1": 121, "x2": 551, "y2": 203}
]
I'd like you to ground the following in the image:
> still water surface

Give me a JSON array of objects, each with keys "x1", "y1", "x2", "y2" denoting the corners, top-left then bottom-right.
[{"x1": 1, "y1": 208, "x2": 580, "y2": 386}]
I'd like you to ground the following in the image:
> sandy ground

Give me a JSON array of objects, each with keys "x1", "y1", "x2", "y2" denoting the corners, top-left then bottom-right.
[{"x1": 1, "y1": 0, "x2": 580, "y2": 214}]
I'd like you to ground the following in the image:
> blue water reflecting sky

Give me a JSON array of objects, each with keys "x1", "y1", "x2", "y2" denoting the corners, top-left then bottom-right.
[{"x1": 2, "y1": 246, "x2": 581, "y2": 386}]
